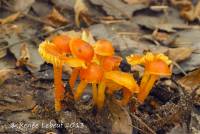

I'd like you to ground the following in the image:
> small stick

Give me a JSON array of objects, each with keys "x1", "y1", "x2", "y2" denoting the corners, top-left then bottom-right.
[
  {"x1": 100, "y1": 19, "x2": 126, "y2": 24},
  {"x1": 172, "y1": 61, "x2": 187, "y2": 76},
  {"x1": 131, "y1": 114, "x2": 156, "y2": 134},
  {"x1": 150, "y1": 5, "x2": 168, "y2": 11}
]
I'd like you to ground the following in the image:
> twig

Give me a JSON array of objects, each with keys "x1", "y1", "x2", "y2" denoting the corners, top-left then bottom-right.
[
  {"x1": 0, "y1": 24, "x2": 74, "y2": 51},
  {"x1": 117, "y1": 32, "x2": 141, "y2": 36},
  {"x1": 130, "y1": 114, "x2": 156, "y2": 134},
  {"x1": 150, "y1": 5, "x2": 168, "y2": 11},
  {"x1": 100, "y1": 19, "x2": 126, "y2": 24},
  {"x1": 131, "y1": 125, "x2": 150, "y2": 134},
  {"x1": 172, "y1": 61, "x2": 187, "y2": 76}
]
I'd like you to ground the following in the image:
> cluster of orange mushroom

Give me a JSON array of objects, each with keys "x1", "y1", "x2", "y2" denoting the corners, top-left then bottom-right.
[{"x1": 38, "y1": 33, "x2": 172, "y2": 112}]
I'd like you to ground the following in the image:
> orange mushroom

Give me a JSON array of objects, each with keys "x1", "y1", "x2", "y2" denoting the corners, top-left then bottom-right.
[
  {"x1": 126, "y1": 52, "x2": 172, "y2": 103},
  {"x1": 69, "y1": 38, "x2": 94, "y2": 62},
  {"x1": 52, "y1": 35, "x2": 71, "y2": 54},
  {"x1": 103, "y1": 71, "x2": 139, "y2": 106},
  {"x1": 93, "y1": 39, "x2": 114, "y2": 56},
  {"x1": 68, "y1": 38, "x2": 94, "y2": 90},
  {"x1": 93, "y1": 39, "x2": 114, "y2": 64},
  {"x1": 74, "y1": 63, "x2": 104, "y2": 105},
  {"x1": 38, "y1": 38, "x2": 86, "y2": 112},
  {"x1": 102, "y1": 56, "x2": 122, "y2": 71}
]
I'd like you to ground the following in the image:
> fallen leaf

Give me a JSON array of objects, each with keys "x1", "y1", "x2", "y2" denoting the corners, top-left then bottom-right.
[
  {"x1": 171, "y1": 0, "x2": 200, "y2": 21},
  {"x1": 61, "y1": 30, "x2": 82, "y2": 38},
  {"x1": 172, "y1": 30, "x2": 200, "y2": 73},
  {"x1": 51, "y1": 0, "x2": 75, "y2": 9},
  {"x1": 0, "y1": 42, "x2": 8, "y2": 59},
  {"x1": 180, "y1": 2, "x2": 200, "y2": 21},
  {"x1": 31, "y1": 0, "x2": 52, "y2": 17},
  {"x1": 13, "y1": 0, "x2": 35, "y2": 12},
  {"x1": 0, "y1": 79, "x2": 36, "y2": 112},
  {"x1": 178, "y1": 68, "x2": 200, "y2": 91},
  {"x1": 0, "y1": 69, "x2": 15, "y2": 85},
  {"x1": 0, "y1": 55, "x2": 16, "y2": 70},
  {"x1": 152, "y1": 31, "x2": 170, "y2": 42},
  {"x1": 0, "y1": 12, "x2": 21, "y2": 25},
  {"x1": 10, "y1": 42, "x2": 43, "y2": 72},
  {"x1": 47, "y1": 8, "x2": 68, "y2": 26},
  {"x1": 16, "y1": 43, "x2": 31, "y2": 67},
  {"x1": 109, "y1": 102, "x2": 133, "y2": 134},
  {"x1": 74, "y1": 0, "x2": 89, "y2": 27},
  {"x1": 167, "y1": 47, "x2": 192, "y2": 62},
  {"x1": 90, "y1": 0, "x2": 147, "y2": 19},
  {"x1": 81, "y1": 29, "x2": 96, "y2": 44},
  {"x1": 46, "y1": 132, "x2": 56, "y2": 134}
]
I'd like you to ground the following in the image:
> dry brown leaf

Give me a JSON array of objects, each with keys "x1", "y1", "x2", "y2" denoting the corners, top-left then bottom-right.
[
  {"x1": 16, "y1": 43, "x2": 36, "y2": 69},
  {"x1": 171, "y1": 0, "x2": 200, "y2": 21},
  {"x1": 74, "y1": 0, "x2": 89, "y2": 27},
  {"x1": 13, "y1": 0, "x2": 35, "y2": 12},
  {"x1": 62, "y1": 30, "x2": 82, "y2": 38},
  {"x1": 47, "y1": 8, "x2": 68, "y2": 26},
  {"x1": 109, "y1": 102, "x2": 132, "y2": 134},
  {"x1": 0, "y1": 12, "x2": 21, "y2": 24},
  {"x1": 178, "y1": 68, "x2": 200, "y2": 91},
  {"x1": 0, "y1": 43, "x2": 8, "y2": 59},
  {"x1": 123, "y1": 0, "x2": 149, "y2": 5},
  {"x1": 81, "y1": 29, "x2": 95, "y2": 44},
  {"x1": 152, "y1": 31, "x2": 170, "y2": 42},
  {"x1": 46, "y1": 132, "x2": 56, "y2": 134},
  {"x1": 0, "y1": 69, "x2": 15, "y2": 85},
  {"x1": 167, "y1": 47, "x2": 192, "y2": 62}
]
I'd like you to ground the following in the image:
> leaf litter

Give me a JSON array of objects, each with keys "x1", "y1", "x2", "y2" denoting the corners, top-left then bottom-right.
[{"x1": 0, "y1": 0, "x2": 200, "y2": 133}]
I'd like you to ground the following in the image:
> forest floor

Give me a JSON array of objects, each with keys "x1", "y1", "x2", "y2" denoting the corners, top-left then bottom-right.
[{"x1": 0, "y1": 0, "x2": 200, "y2": 134}]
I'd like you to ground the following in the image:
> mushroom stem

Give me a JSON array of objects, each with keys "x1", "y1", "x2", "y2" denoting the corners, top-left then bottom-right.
[
  {"x1": 74, "y1": 80, "x2": 87, "y2": 101},
  {"x1": 97, "y1": 80, "x2": 106, "y2": 110},
  {"x1": 137, "y1": 74, "x2": 158, "y2": 103},
  {"x1": 53, "y1": 65, "x2": 64, "y2": 112},
  {"x1": 69, "y1": 68, "x2": 79, "y2": 90},
  {"x1": 92, "y1": 83, "x2": 97, "y2": 104},
  {"x1": 117, "y1": 89, "x2": 132, "y2": 106},
  {"x1": 140, "y1": 71, "x2": 150, "y2": 90}
]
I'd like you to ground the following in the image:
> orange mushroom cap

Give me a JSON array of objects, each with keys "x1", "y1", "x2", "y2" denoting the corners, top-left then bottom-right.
[
  {"x1": 93, "y1": 39, "x2": 114, "y2": 56},
  {"x1": 102, "y1": 56, "x2": 122, "y2": 71},
  {"x1": 126, "y1": 52, "x2": 172, "y2": 66},
  {"x1": 80, "y1": 63, "x2": 104, "y2": 83},
  {"x1": 39, "y1": 41, "x2": 68, "y2": 66},
  {"x1": 145, "y1": 60, "x2": 171, "y2": 76},
  {"x1": 52, "y1": 35, "x2": 71, "y2": 54},
  {"x1": 39, "y1": 40, "x2": 86, "y2": 68},
  {"x1": 126, "y1": 54, "x2": 144, "y2": 65},
  {"x1": 104, "y1": 71, "x2": 139, "y2": 93},
  {"x1": 69, "y1": 38, "x2": 94, "y2": 62}
]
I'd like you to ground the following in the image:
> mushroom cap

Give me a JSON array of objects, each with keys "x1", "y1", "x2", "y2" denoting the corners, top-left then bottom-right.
[
  {"x1": 80, "y1": 63, "x2": 104, "y2": 83},
  {"x1": 126, "y1": 54, "x2": 144, "y2": 65},
  {"x1": 145, "y1": 60, "x2": 171, "y2": 76},
  {"x1": 39, "y1": 41, "x2": 67, "y2": 66},
  {"x1": 93, "y1": 39, "x2": 114, "y2": 56},
  {"x1": 69, "y1": 38, "x2": 94, "y2": 62},
  {"x1": 52, "y1": 35, "x2": 71, "y2": 54},
  {"x1": 102, "y1": 56, "x2": 122, "y2": 71},
  {"x1": 104, "y1": 71, "x2": 139, "y2": 93},
  {"x1": 39, "y1": 41, "x2": 86, "y2": 68}
]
